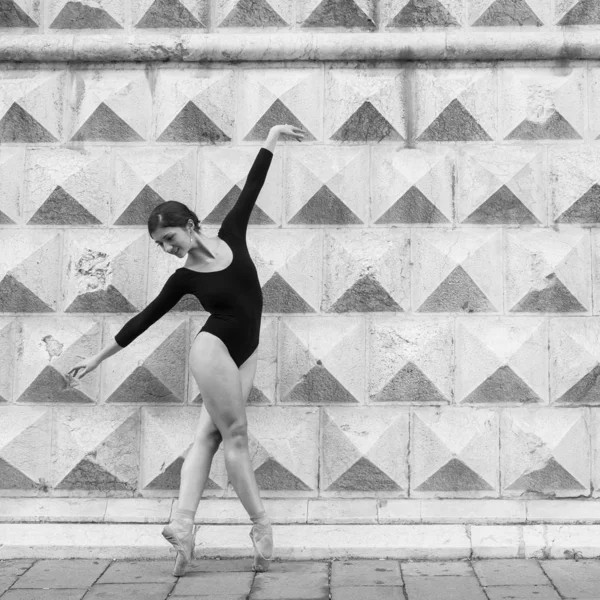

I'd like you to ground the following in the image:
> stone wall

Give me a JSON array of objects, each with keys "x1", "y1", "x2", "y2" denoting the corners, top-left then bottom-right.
[{"x1": 2, "y1": 0, "x2": 600, "y2": 516}]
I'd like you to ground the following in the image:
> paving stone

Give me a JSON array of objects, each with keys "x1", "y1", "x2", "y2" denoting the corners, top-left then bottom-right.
[
  {"x1": 12, "y1": 560, "x2": 110, "y2": 589},
  {"x1": 401, "y1": 560, "x2": 474, "y2": 577},
  {"x1": 539, "y1": 560, "x2": 600, "y2": 598},
  {"x1": 1, "y1": 591, "x2": 87, "y2": 600},
  {"x1": 331, "y1": 587, "x2": 404, "y2": 600},
  {"x1": 250, "y1": 561, "x2": 329, "y2": 600},
  {"x1": 171, "y1": 596, "x2": 246, "y2": 600},
  {"x1": 185, "y1": 559, "x2": 255, "y2": 572},
  {"x1": 83, "y1": 583, "x2": 173, "y2": 600},
  {"x1": 473, "y1": 559, "x2": 550, "y2": 586},
  {"x1": 403, "y1": 575, "x2": 487, "y2": 600},
  {"x1": 172, "y1": 571, "x2": 253, "y2": 596},
  {"x1": 0, "y1": 561, "x2": 34, "y2": 594},
  {"x1": 330, "y1": 560, "x2": 402, "y2": 586},
  {"x1": 485, "y1": 586, "x2": 561, "y2": 600},
  {"x1": 96, "y1": 560, "x2": 176, "y2": 584}
]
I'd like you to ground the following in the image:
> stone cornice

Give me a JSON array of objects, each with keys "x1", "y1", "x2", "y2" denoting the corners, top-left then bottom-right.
[{"x1": 0, "y1": 30, "x2": 598, "y2": 63}]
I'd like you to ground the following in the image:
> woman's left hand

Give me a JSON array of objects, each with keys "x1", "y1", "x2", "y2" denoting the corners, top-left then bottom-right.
[{"x1": 275, "y1": 124, "x2": 305, "y2": 141}]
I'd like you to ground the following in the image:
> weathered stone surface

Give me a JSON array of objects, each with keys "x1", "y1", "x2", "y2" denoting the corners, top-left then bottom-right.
[
  {"x1": 0, "y1": 0, "x2": 38, "y2": 27},
  {"x1": 540, "y1": 559, "x2": 600, "y2": 596},
  {"x1": 96, "y1": 560, "x2": 176, "y2": 583},
  {"x1": 403, "y1": 574, "x2": 487, "y2": 599},
  {"x1": 135, "y1": 0, "x2": 204, "y2": 28},
  {"x1": 331, "y1": 560, "x2": 402, "y2": 586},
  {"x1": 301, "y1": 0, "x2": 375, "y2": 28},
  {"x1": 172, "y1": 571, "x2": 253, "y2": 596},
  {"x1": 50, "y1": 1, "x2": 123, "y2": 28},
  {"x1": 472, "y1": 558, "x2": 550, "y2": 586},
  {"x1": 558, "y1": 0, "x2": 600, "y2": 25},
  {"x1": 84, "y1": 583, "x2": 173, "y2": 600},
  {"x1": 2, "y1": 590, "x2": 87, "y2": 600},
  {"x1": 473, "y1": 0, "x2": 543, "y2": 26},
  {"x1": 389, "y1": 0, "x2": 460, "y2": 27},
  {"x1": 401, "y1": 560, "x2": 474, "y2": 576},
  {"x1": 331, "y1": 588, "x2": 404, "y2": 600},
  {"x1": 251, "y1": 562, "x2": 329, "y2": 600},
  {"x1": 0, "y1": 561, "x2": 33, "y2": 595},
  {"x1": 219, "y1": 0, "x2": 288, "y2": 27},
  {"x1": 485, "y1": 586, "x2": 560, "y2": 600},
  {"x1": 12, "y1": 559, "x2": 110, "y2": 589}
]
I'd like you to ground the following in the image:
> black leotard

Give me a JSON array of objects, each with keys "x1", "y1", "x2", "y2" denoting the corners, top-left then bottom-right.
[{"x1": 114, "y1": 147, "x2": 273, "y2": 368}]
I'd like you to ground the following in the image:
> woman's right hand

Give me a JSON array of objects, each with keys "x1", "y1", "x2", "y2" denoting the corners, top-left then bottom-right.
[{"x1": 67, "y1": 357, "x2": 100, "y2": 380}]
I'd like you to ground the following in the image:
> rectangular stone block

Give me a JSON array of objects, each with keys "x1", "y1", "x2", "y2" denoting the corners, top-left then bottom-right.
[
  {"x1": 540, "y1": 558, "x2": 600, "y2": 597},
  {"x1": 403, "y1": 575, "x2": 487, "y2": 600},
  {"x1": 250, "y1": 562, "x2": 329, "y2": 600},
  {"x1": 0, "y1": 561, "x2": 34, "y2": 595},
  {"x1": 542, "y1": 524, "x2": 600, "y2": 559},
  {"x1": 0, "y1": 148, "x2": 24, "y2": 225},
  {"x1": 377, "y1": 499, "x2": 421, "y2": 523},
  {"x1": 96, "y1": 559, "x2": 176, "y2": 584},
  {"x1": 470, "y1": 525, "x2": 522, "y2": 558},
  {"x1": 11, "y1": 559, "x2": 111, "y2": 588},
  {"x1": 307, "y1": 499, "x2": 377, "y2": 523},
  {"x1": 84, "y1": 583, "x2": 173, "y2": 600},
  {"x1": 401, "y1": 560, "x2": 474, "y2": 577},
  {"x1": 0, "y1": 498, "x2": 107, "y2": 522},
  {"x1": 104, "y1": 498, "x2": 173, "y2": 523},
  {"x1": 330, "y1": 559, "x2": 402, "y2": 586},
  {"x1": 172, "y1": 571, "x2": 253, "y2": 597},
  {"x1": 194, "y1": 499, "x2": 308, "y2": 523},
  {"x1": 527, "y1": 499, "x2": 600, "y2": 523},
  {"x1": 472, "y1": 558, "x2": 550, "y2": 586},
  {"x1": 420, "y1": 499, "x2": 526, "y2": 523}
]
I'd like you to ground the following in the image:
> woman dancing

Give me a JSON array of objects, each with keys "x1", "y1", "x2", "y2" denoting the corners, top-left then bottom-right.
[{"x1": 68, "y1": 124, "x2": 306, "y2": 576}]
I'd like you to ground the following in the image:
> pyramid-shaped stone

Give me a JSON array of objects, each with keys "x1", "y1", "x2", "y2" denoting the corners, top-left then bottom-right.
[
  {"x1": 71, "y1": 103, "x2": 143, "y2": 142},
  {"x1": 106, "y1": 366, "x2": 179, "y2": 403},
  {"x1": 205, "y1": 185, "x2": 274, "y2": 225},
  {"x1": 556, "y1": 183, "x2": 600, "y2": 223},
  {"x1": 506, "y1": 456, "x2": 585, "y2": 490},
  {"x1": 0, "y1": 457, "x2": 38, "y2": 489},
  {"x1": 173, "y1": 294, "x2": 203, "y2": 312},
  {"x1": 144, "y1": 455, "x2": 220, "y2": 489},
  {"x1": 56, "y1": 458, "x2": 130, "y2": 490},
  {"x1": 114, "y1": 185, "x2": 165, "y2": 226},
  {"x1": 244, "y1": 98, "x2": 315, "y2": 141},
  {"x1": 330, "y1": 275, "x2": 402, "y2": 312},
  {"x1": 0, "y1": 210, "x2": 15, "y2": 224},
  {"x1": 262, "y1": 272, "x2": 315, "y2": 313},
  {"x1": 419, "y1": 265, "x2": 496, "y2": 313},
  {"x1": 389, "y1": 0, "x2": 459, "y2": 27},
  {"x1": 220, "y1": 0, "x2": 287, "y2": 27},
  {"x1": 473, "y1": 0, "x2": 543, "y2": 26},
  {"x1": 18, "y1": 365, "x2": 93, "y2": 403},
  {"x1": 65, "y1": 284, "x2": 136, "y2": 313},
  {"x1": 255, "y1": 457, "x2": 311, "y2": 490},
  {"x1": 158, "y1": 102, "x2": 230, "y2": 143},
  {"x1": 376, "y1": 186, "x2": 450, "y2": 224},
  {"x1": 136, "y1": 0, "x2": 203, "y2": 28},
  {"x1": 289, "y1": 185, "x2": 362, "y2": 225},
  {"x1": 29, "y1": 186, "x2": 101, "y2": 225},
  {"x1": 0, "y1": 0, "x2": 37, "y2": 26},
  {"x1": 464, "y1": 185, "x2": 540, "y2": 225},
  {"x1": 331, "y1": 101, "x2": 402, "y2": 142},
  {"x1": 375, "y1": 361, "x2": 447, "y2": 403},
  {"x1": 0, "y1": 103, "x2": 56, "y2": 143},
  {"x1": 416, "y1": 457, "x2": 494, "y2": 491},
  {"x1": 557, "y1": 364, "x2": 600, "y2": 404},
  {"x1": 248, "y1": 386, "x2": 270, "y2": 404},
  {"x1": 418, "y1": 99, "x2": 492, "y2": 142},
  {"x1": 50, "y1": 1, "x2": 122, "y2": 28},
  {"x1": 302, "y1": 0, "x2": 374, "y2": 27},
  {"x1": 0, "y1": 273, "x2": 53, "y2": 312},
  {"x1": 328, "y1": 457, "x2": 400, "y2": 491},
  {"x1": 558, "y1": 0, "x2": 600, "y2": 25},
  {"x1": 511, "y1": 273, "x2": 586, "y2": 313},
  {"x1": 288, "y1": 364, "x2": 357, "y2": 404},
  {"x1": 464, "y1": 365, "x2": 540, "y2": 404},
  {"x1": 506, "y1": 111, "x2": 581, "y2": 140}
]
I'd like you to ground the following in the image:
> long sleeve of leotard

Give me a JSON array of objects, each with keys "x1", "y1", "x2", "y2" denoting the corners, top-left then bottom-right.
[
  {"x1": 114, "y1": 272, "x2": 184, "y2": 348},
  {"x1": 219, "y1": 147, "x2": 273, "y2": 240}
]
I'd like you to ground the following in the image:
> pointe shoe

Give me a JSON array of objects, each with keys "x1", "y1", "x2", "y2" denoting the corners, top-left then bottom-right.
[
  {"x1": 162, "y1": 522, "x2": 194, "y2": 577},
  {"x1": 249, "y1": 521, "x2": 273, "y2": 572}
]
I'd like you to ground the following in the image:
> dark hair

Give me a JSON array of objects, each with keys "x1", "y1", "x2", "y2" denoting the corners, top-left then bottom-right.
[{"x1": 147, "y1": 201, "x2": 200, "y2": 236}]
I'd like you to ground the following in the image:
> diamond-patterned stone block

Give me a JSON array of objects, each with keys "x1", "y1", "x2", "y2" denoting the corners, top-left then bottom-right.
[
  {"x1": 0, "y1": 147, "x2": 24, "y2": 224},
  {"x1": 249, "y1": 230, "x2": 322, "y2": 313},
  {"x1": 284, "y1": 146, "x2": 368, "y2": 225},
  {"x1": 589, "y1": 69, "x2": 600, "y2": 140},
  {"x1": 0, "y1": 230, "x2": 61, "y2": 313},
  {"x1": 154, "y1": 68, "x2": 233, "y2": 143},
  {"x1": 384, "y1": 0, "x2": 463, "y2": 27},
  {"x1": 469, "y1": 0, "x2": 547, "y2": 26},
  {"x1": 141, "y1": 406, "x2": 226, "y2": 491},
  {"x1": 0, "y1": 406, "x2": 51, "y2": 490},
  {"x1": 456, "y1": 146, "x2": 544, "y2": 225},
  {"x1": 133, "y1": 0, "x2": 207, "y2": 28},
  {"x1": 412, "y1": 229, "x2": 502, "y2": 313},
  {"x1": 456, "y1": 317, "x2": 548, "y2": 405},
  {"x1": 501, "y1": 407, "x2": 589, "y2": 496},
  {"x1": 0, "y1": 70, "x2": 65, "y2": 143},
  {"x1": 24, "y1": 148, "x2": 110, "y2": 226},
  {"x1": 15, "y1": 318, "x2": 100, "y2": 404},
  {"x1": 52, "y1": 407, "x2": 139, "y2": 490},
  {"x1": 414, "y1": 68, "x2": 496, "y2": 142},
  {"x1": 369, "y1": 317, "x2": 453, "y2": 404},
  {"x1": 62, "y1": 230, "x2": 146, "y2": 313},
  {"x1": 299, "y1": 0, "x2": 375, "y2": 28},
  {"x1": 550, "y1": 318, "x2": 600, "y2": 405},
  {"x1": 279, "y1": 317, "x2": 365, "y2": 404},
  {"x1": 113, "y1": 147, "x2": 195, "y2": 226},
  {"x1": 322, "y1": 407, "x2": 408, "y2": 495},
  {"x1": 323, "y1": 230, "x2": 410, "y2": 313},
  {"x1": 592, "y1": 409, "x2": 600, "y2": 498},
  {"x1": 239, "y1": 68, "x2": 321, "y2": 142},
  {"x1": 197, "y1": 148, "x2": 281, "y2": 227},
  {"x1": 506, "y1": 229, "x2": 590, "y2": 314},
  {"x1": 412, "y1": 408, "x2": 499, "y2": 497},
  {"x1": 0, "y1": 319, "x2": 15, "y2": 403},
  {"x1": 500, "y1": 68, "x2": 584, "y2": 140},
  {"x1": 325, "y1": 68, "x2": 405, "y2": 143},
  {"x1": 104, "y1": 316, "x2": 187, "y2": 404},
  {"x1": 371, "y1": 147, "x2": 452, "y2": 225},
  {"x1": 49, "y1": 0, "x2": 124, "y2": 28},
  {"x1": 0, "y1": 0, "x2": 38, "y2": 26},
  {"x1": 69, "y1": 70, "x2": 151, "y2": 142},
  {"x1": 556, "y1": 0, "x2": 600, "y2": 25},
  {"x1": 217, "y1": 0, "x2": 291, "y2": 27}
]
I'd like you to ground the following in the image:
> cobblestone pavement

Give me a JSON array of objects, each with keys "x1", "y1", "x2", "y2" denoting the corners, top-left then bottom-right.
[{"x1": 1, "y1": 558, "x2": 600, "y2": 599}]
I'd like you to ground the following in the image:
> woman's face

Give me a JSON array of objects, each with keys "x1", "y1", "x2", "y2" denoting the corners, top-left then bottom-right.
[{"x1": 151, "y1": 226, "x2": 191, "y2": 257}]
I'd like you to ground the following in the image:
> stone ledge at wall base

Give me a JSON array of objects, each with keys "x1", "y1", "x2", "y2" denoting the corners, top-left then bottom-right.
[{"x1": 1, "y1": 31, "x2": 600, "y2": 62}]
